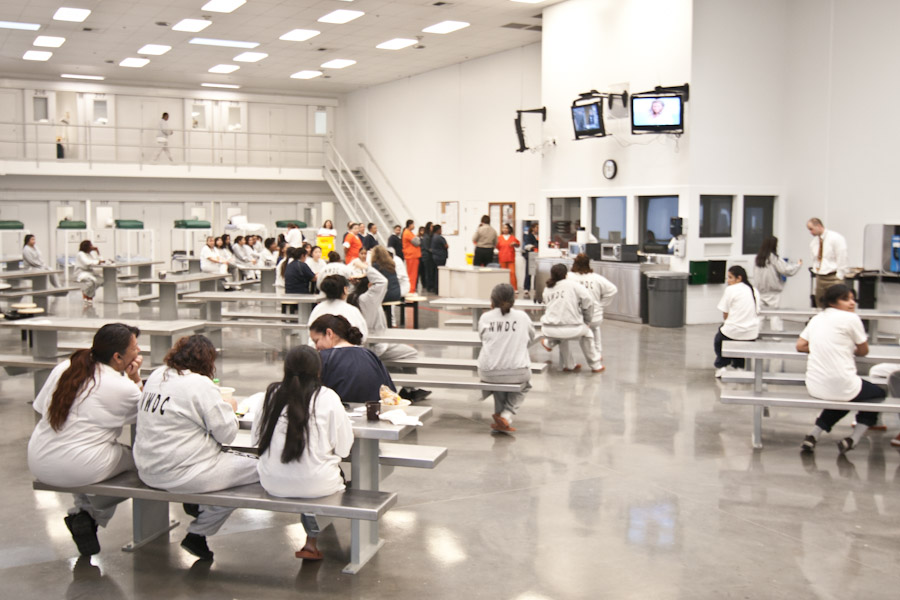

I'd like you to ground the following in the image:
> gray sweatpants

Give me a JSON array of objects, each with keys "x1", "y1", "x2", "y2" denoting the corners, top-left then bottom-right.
[{"x1": 69, "y1": 446, "x2": 134, "y2": 527}]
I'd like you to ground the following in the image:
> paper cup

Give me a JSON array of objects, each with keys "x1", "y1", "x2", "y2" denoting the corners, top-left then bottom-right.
[{"x1": 218, "y1": 386, "x2": 235, "y2": 402}]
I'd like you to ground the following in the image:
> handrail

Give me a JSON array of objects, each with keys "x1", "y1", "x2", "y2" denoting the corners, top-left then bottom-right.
[
  {"x1": 322, "y1": 140, "x2": 391, "y2": 245},
  {"x1": 357, "y1": 143, "x2": 414, "y2": 221}
]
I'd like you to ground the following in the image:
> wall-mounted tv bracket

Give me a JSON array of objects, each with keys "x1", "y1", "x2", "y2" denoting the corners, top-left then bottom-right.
[
  {"x1": 514, "y1": 107, "x2": 547, "y2": 153},
  {"x1": 575, "y1": 89, "x2": 629, "y2": 110}
]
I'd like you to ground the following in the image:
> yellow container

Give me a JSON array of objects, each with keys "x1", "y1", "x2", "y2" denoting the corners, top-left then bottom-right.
[{"x1": 465, "y1": 252, "x2": 474, "y2": 266}]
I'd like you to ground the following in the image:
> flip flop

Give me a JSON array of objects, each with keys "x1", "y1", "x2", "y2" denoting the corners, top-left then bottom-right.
[
  {"x1": 295, "y1": 548, "x2": 323, "y2": 560},
  {"x1": 490, "y1": 422, "x2": 517, "y2": 433}
]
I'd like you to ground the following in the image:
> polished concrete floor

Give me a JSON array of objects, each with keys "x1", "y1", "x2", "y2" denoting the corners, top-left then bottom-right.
[{"x1": 2, "y1": 291, "x2": 900, "y2": 599}]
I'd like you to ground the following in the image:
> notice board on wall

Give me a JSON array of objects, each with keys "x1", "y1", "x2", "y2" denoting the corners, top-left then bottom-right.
[{"x1": 439, "y1": 201, "x2": 459, "y2": 235}]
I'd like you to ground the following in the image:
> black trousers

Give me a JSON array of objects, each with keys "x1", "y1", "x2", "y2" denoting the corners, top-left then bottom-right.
[
  {"x1": 713, "y1": 328, "x2": 749, "y2": 369},
  {"x1": 814, "y1": 379, "x2": 886, "y2": 431},
  {"x1": 473, "y1": 247, "x2": 493, "y2": 267}
]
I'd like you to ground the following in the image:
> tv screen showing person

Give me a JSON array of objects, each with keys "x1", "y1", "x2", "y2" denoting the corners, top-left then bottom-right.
[{"x1": 632, "y1": 96, "x2": 682, "y2": 127}]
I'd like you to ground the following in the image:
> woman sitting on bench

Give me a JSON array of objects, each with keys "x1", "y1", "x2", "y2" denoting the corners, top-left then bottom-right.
[
  {"x1": 134, "y1": 335, "x2": 259, "y2": 561},
  {"x1": 713, "y1": 265, "x2": 760, "y2": 378},
  {"x1": 28, "y1": 323, "x2": 144, "y2": 557},
  {"x1": 540, "y1": 263, "x2": 603, "y2": 373},
  {"x1": 308, "y1": 275, "x2": 369, "y2": 343},
  {"x1": 254, "y1": 346, "x2": 353, "y2": 561},
  {"x1": 798, "y1": 284, "x2": 886, "y2": 454}
]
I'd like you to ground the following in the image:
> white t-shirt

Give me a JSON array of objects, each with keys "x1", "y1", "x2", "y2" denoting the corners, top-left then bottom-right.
[
  {"x1": 253, "y1": 386, "x2": 353, "y2": 498},
  {"x1": 318, "y1": 261, "x2": 350, "y2": 280},
  {"x1": 800, "y1": 308, "x2": 867, "y2": 401},
  {"x1": 285, "y1": 228, "x2": 304, "y2": 248},
  {"x1": 717, "y1": 283, "x2": 760, "y2": 340},
  {"x1": 478, "y1": 307, "x2": 536, "y2": 374},
  {"x1": 308, "y1": 299, "x2": 369, "y2": 344},
  {"x1": 28, "y1": 361, "x2": 141, "y2": 487},
  {"x1": 200, "y1": 245, "x2": 222, "y2": 273}
]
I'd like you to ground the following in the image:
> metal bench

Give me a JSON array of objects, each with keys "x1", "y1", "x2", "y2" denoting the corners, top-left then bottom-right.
[
  {"x1": 721, "y1": 371, "x2": 886, "y2": 386},
  {"x1": 0, "y1": 285, "x2": 78, "y2": 300},
  {"x1": 221, "y1": 310, "x2": 300, "y2": 322},
  {"x1": 391, "y1": 375, "x2": 526, "y2": 393},
  {"x1": 0, "y1": 353, "x2": 58, "y2": 394},
  {"x1": 33, "y1": 470, "x2": 397, "y2": 574},
  {"x1": 719, "y1": 389, "x2": 900, "y2": 449},
  {"x1": 383, "y1": 356, "x2": 548, "y2": 373}
]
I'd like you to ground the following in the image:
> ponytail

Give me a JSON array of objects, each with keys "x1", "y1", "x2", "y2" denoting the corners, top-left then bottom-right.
[
  {"x1": 728, "y1": 265, "x2": 756, "y2": 307},
  {"x1": 546, "y1": 263, "x2": 568, "y2": 289}
]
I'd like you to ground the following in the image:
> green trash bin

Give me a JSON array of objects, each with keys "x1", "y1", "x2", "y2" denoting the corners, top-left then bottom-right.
[{"x1": 647, "y1": 272, "x2": 688, "y2": 328}]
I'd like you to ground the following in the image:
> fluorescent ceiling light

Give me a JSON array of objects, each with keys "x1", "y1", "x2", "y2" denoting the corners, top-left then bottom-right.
[
  {"x1": 233, "y1": 51, "x2": 267, "y2": 62},
  {"x1": 34, "y1": 36, "x2": 66, "y2": 48},
  {"x1": 422, "y1": 20, "x2": 470, "y2": 34},
  {"x1": 202, "y1": 82, "x2": 241, "y2": 88},
  {"x1": 318, "y1": 9, "x2": 364, "y2": 24},
  {"x1": 119, "y1": 57, "x2": 150, "y2": 68},
  {"x1": 138, "y1": 44, "x2": 171, "y2": 55},
  {"x1": 23, "y1": 50, "x2": 52, "y2": 61},
  {"x1": 201, "y1": 0, "x2": 246, "y2": 12},
  {"x1": 53, "y1": 7, "x2": 91, "y2": 22},
  {"x1": 509, "y1": 0, "x2": 546, "y2": 3},
  {"x1": 208, "y1": 64, "x2": 239, "y2": 73},
  {"x1": 291, "y1": 70, "x2": 322, "y2": 79},
  {"x1": 279, "y1": 29, "x2": 320, "y2": 42},
  {"x1": 0, "y1": 21, "x2": 41, "y2": 31},
  {"x1": 190, "y1": 37, "x2": 258, "y2": 49},
  {"x1": 320, "y1": 59, "x2": 355, "y2": 69},
  {"x1": 172, "y1": 19, "x2": 211, "y2": 32},
  {"x1": 376, "y1": 38, "x2": 417, "y2": 50},
  {"x1": 61, "y1": 73, "x2": 105, "y2": 80}
]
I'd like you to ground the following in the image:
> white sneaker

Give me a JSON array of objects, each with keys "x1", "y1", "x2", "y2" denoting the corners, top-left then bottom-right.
[{"x1": 715, "y1": 367, "x2": 728, "y2": 378}]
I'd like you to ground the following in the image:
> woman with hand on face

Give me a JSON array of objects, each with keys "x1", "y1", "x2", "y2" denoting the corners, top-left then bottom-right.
[{"x1": 74, "y1": 239, "x2": 103, "y2": 305}]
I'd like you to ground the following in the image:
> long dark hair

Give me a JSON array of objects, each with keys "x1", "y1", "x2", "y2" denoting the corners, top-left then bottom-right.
[
  {"x1": 280, "y1": 246, "x2": 301, "y2": 278},
  {"x1": 491, "y1": 283, "x2": 515, "y2": 315},
  {"x1": 256, "y1": 346, "x2": 323, "y2": 463},
  {"x1": 347, "y1": 277, "x2": 369, "y2": 308},
  {"x1": 310, "y1": 314, "x2": 364, "y2": 346},
  {"x1": 49, "y1": 323, "x2": 139, "y2": 431},
  {"x1": 754, "y1": 236, "x2": 779, "y2": 268},
  {"x1": 728, "y1": 265, "x2": 756, "y2": 305},
  {"x1": 824, "y1": 283, "x2": 855, "y2": 308},
  {"x1": 320, "y1": 275, "x2": 349, "y2": 300},
  {"x1": 23, "y1": 234, "x2": 34, "y2": 246},
  {"x1": 164, "y1": 335, "x2": 217, "y2": 379},
  {"x1": 546, "y1": 263, "x2": 568, "y2": 288}
]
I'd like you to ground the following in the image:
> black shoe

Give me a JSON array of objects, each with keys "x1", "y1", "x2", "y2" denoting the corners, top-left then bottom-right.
[
  {"x1": 837, "y1": 437, "x2": 855, "y2": 455},
  {"x1": 410, "y1": 388, "x2": 432, "y2": 402},
  {"x1": 64, "y1": 511, "x2": 100, "y2": 556},
  {"x1": 183, "y1": 503, "x2": 201, "y2": 518},
  {"x1": 800, "y1": 435, "x2": 817, "y2": 453},
  {"x1": 181, "y1": 533, "x2": 214, "y2": 561},
  {"x1": 398, "y1": 387, "x2": 414, "y2": 400}
]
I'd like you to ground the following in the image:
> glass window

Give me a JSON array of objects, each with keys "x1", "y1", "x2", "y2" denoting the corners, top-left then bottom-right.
[
  {"x1": 191, "y1": 103, "x2": 207, "y2": 129},
  {"x1": 549, "y1": 197, "x2": 581, "y2": 248},
  {"x1": 639, "y1": 195, "x2": 678, "y2": 252},
  {"x1": 591, "y1": 196, "x2": 626, "y2": 243},
  {"x1": 93, "y1": 99, "x2": 108, "y2": 125},
  {"x1": 314, "y1": 108, "x2": 327, "y2": 135},
  {"x1": 227, "y1": 106, "x2": 242, "y2": 131},
  {"x1": 32, "y1": 96, "x2": 49, "y2": 122},
  {"x1": 699, "y1": 195, "x2": 733, "y2": 238},
  {"x1": 742, "y1": 195, "x2": 775, "y2": 255}
]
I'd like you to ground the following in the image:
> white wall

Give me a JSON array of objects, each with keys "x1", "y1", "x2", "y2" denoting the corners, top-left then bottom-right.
[{"x1": 338, "y1": 44, "x2": 542, "y2": 267}]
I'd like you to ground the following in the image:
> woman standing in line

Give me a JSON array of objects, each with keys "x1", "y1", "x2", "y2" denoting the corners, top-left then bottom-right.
[
  {"x1": 254, "y1": 346, "x2": 353, "y2": 561},
  {"x1": 713, "y1": 265, "x2": 760, "y2": 377},
  {"x1": 430, "y1": 225, "x2": 448, "y2": 295},
  {"x1": 522, "y1": 223, "x2": 539, "y2": 298},
  {"x1": 419, "y1": 222, "x2": 435, "y2": 294},
  {"x1": 74, "y1": 240, "x2": 103, "y2": 305},
  {"x1": 797, "y1": 284, "x2": 885, "y2": 454},
  {"x1": 753, "y1": 237, "x2": 802, "y2": 332},
  {"x1": 540, "y1": 263, "x2": 603, "y2": 373},
  {"x1": 478, "y1": 284, "x2": 535, "y2": 433},
  {"x1": 496, "y1": 224, "x2": 521, "y2": 291},
  {"x1": 402, "y1": 220, "x2": 421, "y2": 293},
  {"x1": 567, "y1": 253, "x2": 617, "y2": 373},
  {"x1": 22, "y1": 234, "x2": 60, "y2": 286}
]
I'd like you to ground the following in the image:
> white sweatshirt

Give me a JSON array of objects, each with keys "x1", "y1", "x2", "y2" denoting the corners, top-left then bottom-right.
[
  {"x1": 133, "y1": 367, "x2": 239, "y2": 490},
  {"x1": 540, "y1": 278, "x2": 594, "y2": 339},
  {"x1": 23, "y1": 245, "x2": 49, "y2": 270},
  {"x1": 478, "y1": 307, "x2": 535, "y2": 382},
  {"x1": 308, "y1": 299, "x2": 369, "y2": 344},
  {"x1": 28, "y1": 360, "x2": 141, "y2": 487},
  {"x1": 74, "y1": 251, "x2": 100, "y2": 280},
  {"x1": 567, "y1": 272, "x2": 618, "y2": 326},
  {"x1": 318, "y1": 262, "x2": 351, "y2": 280},
  {"x1": 253, "y1": 386, "x2": 353, "y2": 498}
]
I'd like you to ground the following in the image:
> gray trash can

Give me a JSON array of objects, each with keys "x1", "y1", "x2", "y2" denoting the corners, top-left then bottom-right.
[{"x1": 646, "y1": 272, "x2": 688, "y2": 328}]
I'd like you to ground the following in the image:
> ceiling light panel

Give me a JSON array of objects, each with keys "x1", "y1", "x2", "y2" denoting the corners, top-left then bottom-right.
[
  {"x1": 279, "y1": 29, "x2": 320, "y2": 42},
  {"x1": 23, "y1": 50, "x2": 52, "y2": 61},
  {"x1": 53, "y1": 8, "x2": 91, "y2": 23},
  {"x1": 509, "y1": 0, "x2": 546, "y2": 3},
  {"x1": 190, "y1": 38, "x2": 259, "y2": 49},
  {"x1": 34, "y1": 36, "x2": 66, "y2": 48},
  {"x1": 318, "y1": 10, "x2": 365, "y2": 24},
  {"x1": 61, "y1": 74, "x2": 105, "y2": 80},
  {"x1": 233, "y1": 52, "x2": 267, "y2": 62},
  {"x1": 201, "y1": 0, "x2": 246, "y2": 13},
  {"x1": 119, "y1": 57, "x2": 150, "y2": 68},
  {"x1": 172, "y1": 19, "x2": 211, "y2": 32},
  {"x1": 1, "y1": 21, "x2": 41, "y2": 31},
  {"x1": 291, "y1": 70, "x2": 322, "y2": 80},
  {"x1": 320, "y1": 59, "x2": 356, "y2": 69},
  {"x1": 208, "y1": 64, "x2": 239, "y2": 73},
  {"x1": 376, "y1": 38, "x2": 417, "y2": 50},
  {"x1": 202, "y1": 83, "x2": 241, "y2": 88},
  {"x1": 138, "y1": 44, "x2": 171, "y2": 55},
  {"x1": 422, "y1": 21, "x2": 470, "y2": 34}
]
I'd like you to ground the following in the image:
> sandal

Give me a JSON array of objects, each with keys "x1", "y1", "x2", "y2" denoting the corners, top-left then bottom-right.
[{"x1": 295, "y1": 547, "x2": 323, "y2": 560}]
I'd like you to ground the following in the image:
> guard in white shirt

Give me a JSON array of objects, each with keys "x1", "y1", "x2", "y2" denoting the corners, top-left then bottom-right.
[{"x1": 807, "y1": 217, "x2": 847, "y2": 308}]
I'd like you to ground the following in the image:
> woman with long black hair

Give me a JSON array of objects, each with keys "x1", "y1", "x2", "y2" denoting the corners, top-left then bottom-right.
[
  {"x1": 713, "y1": 265, "x2": 760, "y2": 377},
  {"x1": 752, "y1": 236, "x2": 802, "y2": 332},
  {"x1": 254, "y1": 346, "x2": 353, "y2": 560}
]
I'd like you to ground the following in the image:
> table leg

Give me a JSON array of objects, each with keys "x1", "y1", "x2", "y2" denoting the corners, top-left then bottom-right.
[
  {"x1": 471, "y1": 308, "x2": 485, "y2": 332},
  {"x1": 868, "y1": 320, "x2": 879, "y2": 344},
  {"x1": 30, "y1": 275, "x2": 49, "y2": 311},
  {"x1": 752, "y1": 405, "x2": 764, "y2": 449},
  {"x1": 150, "y1": 335, "x2": 171, "y2": 365},
  {"x1": 32, "y1": 330, "x2": 58, "y2": 359},
  {"x1": 413, "y1": 301, "x2": 419, "y2": 329},
  {"x1": 261, "y1": 269, "x2": 275, "y2": 293},
  {"x1": 345, "y1": 438, "x2": 383, "y2": 574},
  {"x1": 102, "y1": 266, "x2": 118, "y2": 304},
  {"x1": 158, "y1": 283, "x2": 177, "y2": 320},
  {"x1": 754, "y1": 359, "x2": 763, "y2": 393},
  {"x1": 33, "y1": 367, "x2": 51, "y2": 396},
  {"x1": 208, "y1": 326, "x2": 223, "y2": 350},
  {"x1": 122, "y1": 499, "x2": 179, "y2": 552},
  {"x1": 189, "y1": 260, "x2": 201, "y2": 274},
  {"x1": 199, "y1": 279, "x2": 218, "y2": 293}
]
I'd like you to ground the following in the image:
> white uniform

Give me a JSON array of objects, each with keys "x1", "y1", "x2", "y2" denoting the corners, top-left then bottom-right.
[
  {"x1": 253, "y1": 387, "x2": 353, "y2": 498},
  {"x1": 308, "y1": 299, "x2": 368, "y2": 344},
  {"x1": 74, "y1": 250, "x2": 101, "y2": 298},
  {"x1": 260, "y1": 248, "x2": 278, "y2": 268},
  {"x1": 357, "y1": 266, "x2": 416, "y2": 363},
  {"x1": 154, "y1": 118, "x2": 173, "y2": 162},
  {"x1": 540, "y1": 278, "x2": 601, "y2": 370},
  {"x1": 478, "y1": 307, "x2": 536, "y2": 423},
  {"x1": 318, "y1": 261, "x2": 350, "y2": 280},
  {"x1": 200, "y1": 245, "x2": 225, "y2": 274},
  {"x1": 28, "y1": 360, "x2": 141, "y2": 526},
  {"x1": 800, "y1": 308, "x2": 867, "y2": 401},
  {"x1": 23, "y1": 244, "x2": 60, "y2": 286},
  {"x1": 752, "y1": 254, "x2": 802, "y2": 332},
  {"x1": 285, "y1": 228, "x2": 304, "y2": 248},
  {"x1": 134, "y1": 367, "x2": 258, "y2": 536},
  {"x1": 567, "y1": 271, "x2": 617, "y2": 357},
  {"x1": 716, "y1": 283, "x2": 760, "y2": 341}
]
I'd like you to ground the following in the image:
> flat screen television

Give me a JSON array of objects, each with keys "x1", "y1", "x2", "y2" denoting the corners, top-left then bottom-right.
[
  {"x1": 631, "y1": 95, "x2": 684, "y2": 134},
  {"x1": 571, "y1": 101, "x2": 605, "y2": 139}
]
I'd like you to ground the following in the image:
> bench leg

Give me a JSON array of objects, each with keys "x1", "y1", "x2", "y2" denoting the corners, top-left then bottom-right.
[
  {"x1": 345, "y1": 438, "x2": 383, "y2": 574},
  {"x1": 123, "y1": 499, "x2": 179, "y2": 552},
  {"x1": 752, "y1": 405, "x2": 764, "y2": 449}
]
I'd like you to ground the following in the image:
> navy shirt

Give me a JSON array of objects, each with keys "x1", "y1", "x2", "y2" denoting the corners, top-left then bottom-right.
[
  {"x1": 388, "y1": 234, "x2": 404, "y2": 260},
  {"x1": 319, "y1": 346, "x2": 396, "y2": 404},
  {"x1": 431, "y1": 234, "x2": 448, "y2": 263},
  {"x1": 285, "y1": 260, "x2": 315, "y2": 294}
]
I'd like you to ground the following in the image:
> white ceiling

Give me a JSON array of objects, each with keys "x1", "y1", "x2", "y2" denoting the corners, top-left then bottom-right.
[{"x1": 0, "y1": 0, "x2": 552, "y2": 96}]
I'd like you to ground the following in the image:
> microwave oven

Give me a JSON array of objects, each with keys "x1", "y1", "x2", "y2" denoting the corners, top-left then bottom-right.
[{"x1": 601, "y1": 243, "x2": 639, "y2": 262}]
